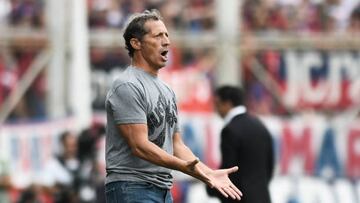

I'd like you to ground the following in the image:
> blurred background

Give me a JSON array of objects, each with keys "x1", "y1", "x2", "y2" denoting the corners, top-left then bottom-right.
[{"x1": 0, "y1": 0, "x2": 360, "y2": 202}]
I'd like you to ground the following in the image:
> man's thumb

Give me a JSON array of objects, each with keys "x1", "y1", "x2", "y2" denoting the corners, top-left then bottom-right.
[
  {"x1": 187, "y1": 157, "x2": 200, "y2": 170},
  {"x1": 227, "y1": 166, "x2": 239, "y2": 174}
]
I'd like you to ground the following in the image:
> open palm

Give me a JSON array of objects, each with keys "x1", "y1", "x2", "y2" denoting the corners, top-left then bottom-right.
[
  {"x1": 184, "y1": 159, "x2": 242, "y2": 200},
  {"x1": 207, "y1": 167, "x2": 243, "y2": 200}
]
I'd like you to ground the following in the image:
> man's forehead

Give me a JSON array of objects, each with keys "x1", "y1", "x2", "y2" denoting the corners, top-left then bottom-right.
[{"x1": 145, "y1": 20, "x2": 168, "y2": 34}]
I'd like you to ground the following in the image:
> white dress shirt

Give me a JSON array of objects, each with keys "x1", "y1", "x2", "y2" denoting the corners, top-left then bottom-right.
[{"x1": 223, "y1": 105, "x2": 247, "y2": 126}]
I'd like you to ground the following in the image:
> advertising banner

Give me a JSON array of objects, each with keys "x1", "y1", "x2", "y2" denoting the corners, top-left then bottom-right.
[{"x1": 244, "y1": 50, "x2": 360, "y2": 112}]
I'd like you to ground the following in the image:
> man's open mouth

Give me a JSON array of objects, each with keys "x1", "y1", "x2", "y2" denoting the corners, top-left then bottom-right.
[{"x1": 161, "y1": 50, "x2": 168, "y2": 57}]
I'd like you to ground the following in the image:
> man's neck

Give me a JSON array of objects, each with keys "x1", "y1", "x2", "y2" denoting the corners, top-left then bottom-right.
[{"x1": 131, "y1": 58, "x2": 159, "y2": 76}]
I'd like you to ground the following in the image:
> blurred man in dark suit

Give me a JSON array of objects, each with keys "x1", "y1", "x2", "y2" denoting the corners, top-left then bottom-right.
[{"x1": 207, "y1": 85, "x2": 274, "y2": 203}]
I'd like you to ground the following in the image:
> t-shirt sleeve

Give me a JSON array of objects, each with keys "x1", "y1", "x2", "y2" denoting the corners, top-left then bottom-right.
[
  {"x1": 108, "y1": 83, "x2": 147, "y2": 124},
  {"x1": 172, "y1": 89, "x2": 180, "y2": 134}
]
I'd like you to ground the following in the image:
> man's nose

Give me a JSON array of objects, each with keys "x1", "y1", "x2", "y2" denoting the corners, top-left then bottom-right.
[{"x1": 163, "y1": 36, "x2": 170, "y2": 46}]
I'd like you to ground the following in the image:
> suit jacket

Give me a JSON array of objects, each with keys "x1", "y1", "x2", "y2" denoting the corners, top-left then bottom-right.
[{"x1": 207, "y1": 113, "x2": 274, "y2": 203}]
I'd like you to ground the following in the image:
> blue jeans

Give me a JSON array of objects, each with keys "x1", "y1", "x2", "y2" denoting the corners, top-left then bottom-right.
[{"x1": 105, "y1": 181, "x2": 173, "y2": 203}]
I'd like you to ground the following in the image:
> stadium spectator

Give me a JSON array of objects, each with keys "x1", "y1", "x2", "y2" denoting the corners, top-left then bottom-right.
[
  {"x1": 41, "y1": 131, "x2": 81, "y2": 203},
  {"x1": 77, "y1": 123, "x2": 106, "y2": 203},
  {"x1": 207, "y1": 85, "x2": 274, "y2": 203}
]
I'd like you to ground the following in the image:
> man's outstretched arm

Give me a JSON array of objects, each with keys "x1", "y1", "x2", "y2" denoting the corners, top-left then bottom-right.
[
  {"x1": 117, "y1": 124, "x2": 210, "y2": 178},
  {"x1": 117, "y1": 124, "x2": 242, "y2": 200}
]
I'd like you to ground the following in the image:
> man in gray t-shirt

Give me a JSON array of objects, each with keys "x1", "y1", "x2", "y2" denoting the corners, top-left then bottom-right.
[
  {"x1": 106, "y1": 66, "x2": 178, "y2": 189},
  {"x1": 105, "y1": 10, "x2": 243, "y2": 203}
]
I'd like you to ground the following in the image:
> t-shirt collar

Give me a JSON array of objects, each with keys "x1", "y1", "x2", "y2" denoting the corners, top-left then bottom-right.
[
  {"x1": 131, "y1": 65, "x2": 158, "y2": 79},
  {"x1": 223, "y1": 105, "x2": 247, "y2": 126}
]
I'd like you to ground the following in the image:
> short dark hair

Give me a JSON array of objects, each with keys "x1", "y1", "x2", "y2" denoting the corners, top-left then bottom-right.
[
  {"x1": 215, "y1": 85, "x2": 244, "y2": 106},
  {"x1": 123, "y1": 10, "x2": 163, "y2": 57}
]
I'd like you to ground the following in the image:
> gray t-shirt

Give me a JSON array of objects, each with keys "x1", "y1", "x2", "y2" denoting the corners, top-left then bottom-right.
[{"x1": 105, "y1": 66, "x2": 179, "y2": 189}]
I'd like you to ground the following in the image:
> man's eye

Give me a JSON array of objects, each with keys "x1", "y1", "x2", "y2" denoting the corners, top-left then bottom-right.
[{"x1": 155, "y1": 33, "x2": 167, "y2": 38}]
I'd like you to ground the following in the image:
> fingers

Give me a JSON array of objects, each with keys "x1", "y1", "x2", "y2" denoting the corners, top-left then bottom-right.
[
  {"x1": 226, "y1": 184, "x2": 242, "y2": 200},
  {"x1": 217, "y1": 187, "x2": 228, "y2": 198},
  {"x1": 223, "y1": 187, "x2": 237, "y2": 199},
  {"x1": 216, "y1": 184, "x2": 242, "y2": 200},
  {"x1": 225, "y1": 166, "x2": 242, "y2": 199},
  {"x1": 230, "y1": 183, "x2": 243, "y2": 198}
]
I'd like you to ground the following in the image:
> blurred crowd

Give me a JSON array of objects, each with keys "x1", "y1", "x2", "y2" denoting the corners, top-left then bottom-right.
[
  {"x1": 242, "y1": 0, "x2": 360, "y2": 33},
  {"x1": 0, "y1": 0, "x2": 358, "y2": 32},
  {"x1": 0, "y1": 0, "x2": 44, "y2": 28},
  {"x1": 88, "y1": 0, "x2": 360, "y2": 33},
  {"x1": 88, "y1": 0, "x2": 215, "y2": 31},
  {"x1": 0, "y1": 123, "x2": 106, "y2": 203}
]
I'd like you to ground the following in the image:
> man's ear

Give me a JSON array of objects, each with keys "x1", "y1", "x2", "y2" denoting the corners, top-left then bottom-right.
[
  {"x1": 225, "y1": 101, "x2": 233, "y2": 110},
  {"x1": 130, "y1": 38, "x2": 141, "y2": 50}
]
